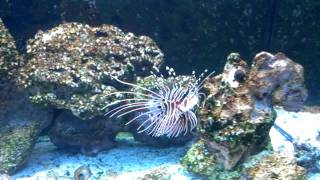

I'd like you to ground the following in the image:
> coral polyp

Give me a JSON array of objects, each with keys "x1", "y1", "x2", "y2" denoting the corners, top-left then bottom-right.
[{"x1": 104, "y1": 71, "x2": 214, "y2": 138}]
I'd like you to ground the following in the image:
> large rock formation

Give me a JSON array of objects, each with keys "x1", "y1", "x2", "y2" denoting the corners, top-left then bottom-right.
[
  {"x1": 17, "y1": 22, "x2": 166, "y2": 154},
  {"x1": 0, "y1": 19, "x2": 23, "y2": 87},
  {"x1": 19, "y1": 22, "x2": 163, "y2": 120},
  {"x1": 0, "y1": 19, "x2": 53, "y2": 175},
  {"x1": 182, "y1": 51, "x2": 308, "y2": 178}
]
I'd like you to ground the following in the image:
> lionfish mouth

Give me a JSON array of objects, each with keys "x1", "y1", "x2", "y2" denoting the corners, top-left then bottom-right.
[{"x1": 103, "y1": 70, "x2": 214, "y2": 138}]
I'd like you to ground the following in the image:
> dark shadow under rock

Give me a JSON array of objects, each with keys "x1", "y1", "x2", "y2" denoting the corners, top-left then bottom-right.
[
  {"x1": 129, "y1": 122, "x2": 194, "y2": 147},
  {"x1": 49, "y1": 110, "x2": 123, "y2": 156}
]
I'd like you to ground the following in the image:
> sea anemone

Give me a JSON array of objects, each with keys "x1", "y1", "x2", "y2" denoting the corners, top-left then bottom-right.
[{"x1": 103, "y1": 70, "x2": 214, "y2": 138}]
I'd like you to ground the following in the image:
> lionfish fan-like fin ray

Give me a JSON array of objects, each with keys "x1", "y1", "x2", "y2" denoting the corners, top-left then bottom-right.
[
  {"x1": 111, "y1": 76, "x2": 164, "y2": 99},
  {"x1": 108, "y1": 104, "x2": 148, "y2": 118},
  {"x1": 166, "y1": 120, "x2": 182, "y2": 138},
  {"x1": 164, "y1": 109, "x2": 179, "y2": 132},
  {"x1": 150, "y1": 106, "x2": 173, "y2": 136},
  {"x1": 115, "y1": 106, "x2": 152, "y2": 119},
  {"x1": 145, "y1": 116, "x2": 164, "y2": 137},
  {"x1": 125, "y1": 109, "x2": 160, "y2": 125},
  {"x1": 176, "y1": 88, "x2": 188, "y2": 102},
  {"x1": 103, "y1": 91, "x2": 162, "y2": 107},
  {"x1": 184, "y1": 111, "x2": 197, "y2": 130},
  {"x1": 154, "y1": 108, "x2": 177, "y2": 137},
  {"x1": 147, "y1": 113, "x2": 170, "y2": 137},
  {"x1": 102, "y1": 92, "x2": 161, "y2": 112},
  {"x1": 178, "y1": 116, "x2": 188, "y2": 136},
  {"x1": 106, "y1": 102, "x2": 149, "y2": 117},
  {"x1": 137, "y1": 112, "x2": 163, "y2": 133},
  {"x1": 137, "y1": 116, "x2": 161, "y2": 133},
  {"x1": 159, "y1": 85, "x2": 170, "y2": 97},
  {"x1": 103, "y1": 98, "x2": 150, "y2": 115},
  {"x1": 166, "y1": 115, "x2": 186, "y2": 137}
]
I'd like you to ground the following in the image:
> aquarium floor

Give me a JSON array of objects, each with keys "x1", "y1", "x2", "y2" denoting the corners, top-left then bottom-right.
[
  {"x1": 12, "y1": 136, "x2": 193, "y2": 180},
  {"x1": 11, "y1": 107, "x2": 320, "y2": 180}
]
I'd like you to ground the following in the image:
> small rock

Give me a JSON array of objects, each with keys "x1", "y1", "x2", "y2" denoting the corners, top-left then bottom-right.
[{"x1": 74, "y1": 165, "x2": 92, "y2": 180}]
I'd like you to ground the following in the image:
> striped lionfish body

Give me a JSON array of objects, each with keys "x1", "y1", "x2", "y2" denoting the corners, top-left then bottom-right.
[{"x1": 104, "y1": 71, "x2": 213, "y2": 138}]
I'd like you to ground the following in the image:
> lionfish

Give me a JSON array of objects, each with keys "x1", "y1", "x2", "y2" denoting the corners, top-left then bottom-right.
[{"x1": 103, "y1": 68, "x2": 214, "y2": 138}]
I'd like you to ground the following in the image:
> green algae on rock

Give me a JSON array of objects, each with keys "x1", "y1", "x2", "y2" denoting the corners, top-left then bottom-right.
[
  {"x1": 19, "y1": 22, "x2": 163, "y2": 120},
  {"x1": 181, "y1": 140, "x2": 217, "y2": 177},
  {"x1": 243, "y1": 152, "x2": 306, "y2": 180},
  {"x1": 0, "y1": 123, "x2": 40, "y2": 174},
  {"x1": 181, "y1": 140, "x2": 242, "y2": 179},
  {"x1": 181, "y1": 143, "x2": 306, "y2": 180},
  {"x1": 0, "y1": 88, "x2": 53, "y2": 175},
  {"x1": 197, "y1": 53, "x2": 272, "y2": 170}
]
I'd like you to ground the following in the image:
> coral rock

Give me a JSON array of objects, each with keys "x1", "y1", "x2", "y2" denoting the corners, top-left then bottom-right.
[
  {"x1": 0, "y1": 20, "x2": 53, "y2": 175},
  {"x1": 0, "y1": 88, "x2": 53, "y2": 174},
  {"x1": 250, "y1": 52, "x2": 308, "y2": 112},
  {"x1": 0, "y1": 19, "x2": 23, "y2": 87},
  {"x1": 19, "y1": 22, "x2": 163, "y2": 120},
  {"x1": 244, "y1": 152, "x2": 306, "y2": 180},
  {"x1": 193, "y1": 52, "x2": 307, "y2": 172}
]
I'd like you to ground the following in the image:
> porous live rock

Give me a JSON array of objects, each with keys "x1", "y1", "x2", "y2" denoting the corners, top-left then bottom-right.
[
  {"x1": 0, "y1": 88, "x2": 53, "y2": 174},
  {"x1": 250, "y1": 52, "x2": 308, "y2": 112},
  {"x1": 243, "y1": 152, "x2": 306, "y2": 180},
  {"x1": 181, "y1": 140, "x2": 215, "y2": 177},
  {"x1": 0, "y1": 18, "x2": 23, "y2": 87},
  {"x1": 197, "y1": 52, "x2": 270, "y2": 170},
  {"x1": 19, "y1": 22, "x2": 163, "y2": 120},
  {"x1": 0, "y1": 20, "x2": 53, "y2": 175},
  {"x1": 183, "y1": 51, "x2": 307, "y2": 175},
  {"x1": 181, "y1": 140, "x2": 233, "y2": 179}
]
